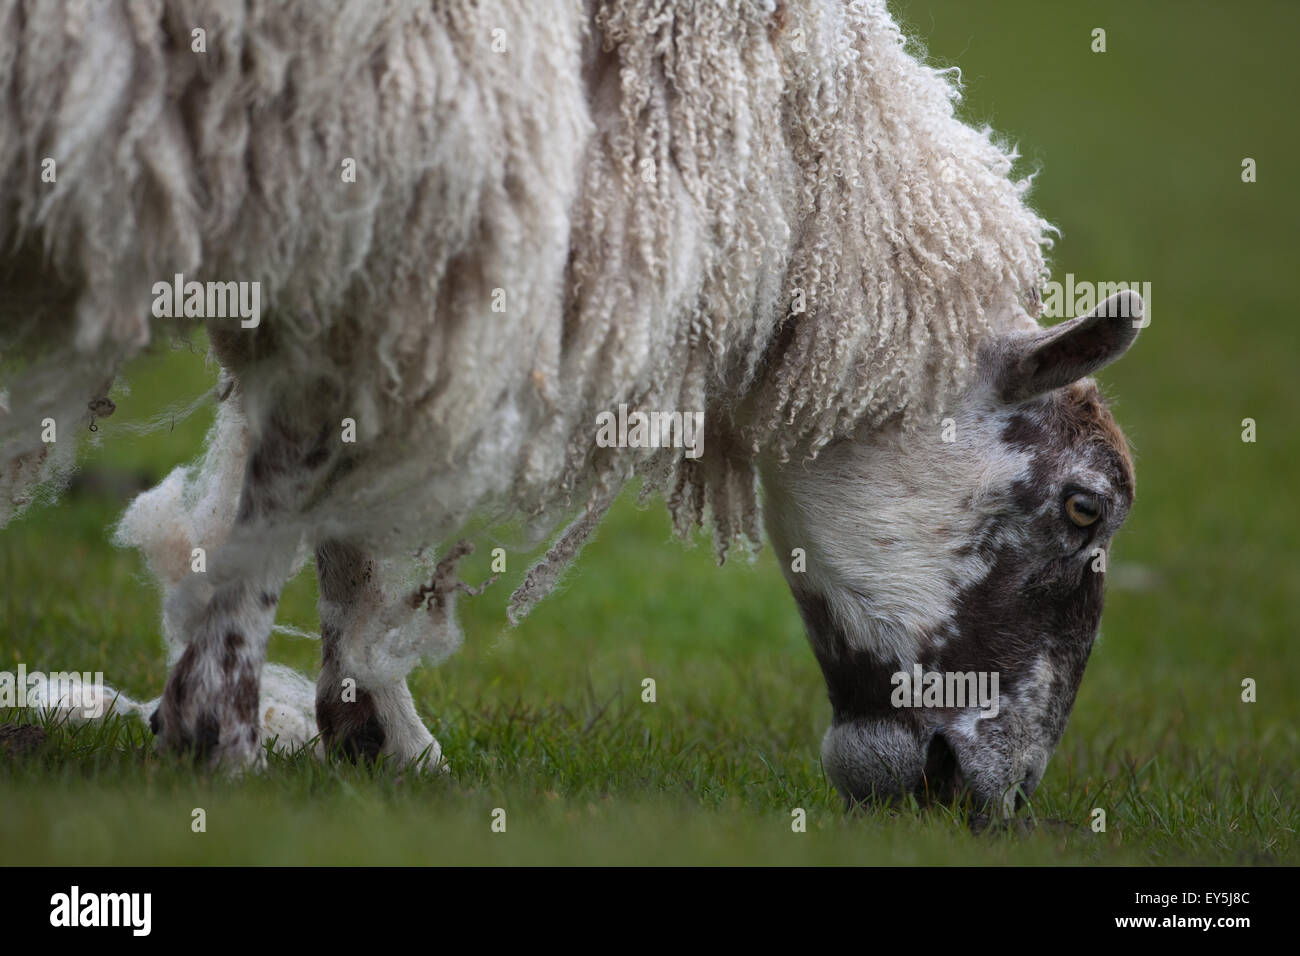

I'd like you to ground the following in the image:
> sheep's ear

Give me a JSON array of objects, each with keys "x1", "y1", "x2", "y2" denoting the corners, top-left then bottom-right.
[{"x1": 997, "y1": 291, "x2": 1143, "y2": 403}]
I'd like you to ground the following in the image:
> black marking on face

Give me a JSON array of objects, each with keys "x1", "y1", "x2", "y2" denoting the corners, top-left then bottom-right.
[
  {"x1": 791, "y1": 588, "x2": 914, "y2": 725},
  {"x1": 941, "y1": 383, "x2": 1129, "y2": 707},
  {"x1": 938, "y1": 536, "x2": 1101, "y2": 719},
  {"x1": 795, "y1": 380, "x2": 1135, "y2": 813}
]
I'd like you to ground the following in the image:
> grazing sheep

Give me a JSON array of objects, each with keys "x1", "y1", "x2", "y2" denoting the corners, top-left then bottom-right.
[{"x1": 0, "y1": 0, "x2": 1141, "y2": 817}]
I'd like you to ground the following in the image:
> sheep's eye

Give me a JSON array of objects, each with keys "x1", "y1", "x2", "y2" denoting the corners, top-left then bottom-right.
[{"x1": 1064, "y1": 492, "x2": 1101, "y2": 528}]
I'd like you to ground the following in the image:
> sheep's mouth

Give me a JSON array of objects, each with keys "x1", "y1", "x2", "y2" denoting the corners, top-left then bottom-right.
[
  {"x1": 918, "y1": 732, "x2": 1039, "y2": 828},
  {"x1": 917, "y1": 732, "x2": 965, "y2": 804}
]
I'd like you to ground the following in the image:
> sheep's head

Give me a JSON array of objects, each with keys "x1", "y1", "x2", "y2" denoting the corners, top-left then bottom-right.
[{"x1": 762, "y1": 291, "x2": 1142, "y2": 821}]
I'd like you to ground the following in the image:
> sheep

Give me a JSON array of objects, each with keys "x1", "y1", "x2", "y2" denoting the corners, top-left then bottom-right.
[{"x1": 0, "y1": 0, "x2": 1141, "y2": 816}]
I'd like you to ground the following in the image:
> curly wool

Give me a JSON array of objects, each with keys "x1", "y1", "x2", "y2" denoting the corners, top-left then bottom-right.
[{"x1": 0, "y1": 0, "x2": 1051, "y2": 627}]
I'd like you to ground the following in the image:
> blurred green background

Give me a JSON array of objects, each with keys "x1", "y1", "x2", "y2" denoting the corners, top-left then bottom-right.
[{"x1": 1, "y1": 0, "x2": 1296, "y2": 864}]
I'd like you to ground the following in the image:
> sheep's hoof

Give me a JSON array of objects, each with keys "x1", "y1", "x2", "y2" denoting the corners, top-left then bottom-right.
[
  {"x1": 315, "y1": 687, "x2": 387, "y2": 764},
  {"x1": 154, "y1": 703, "x2": 264, "y2": 773}
]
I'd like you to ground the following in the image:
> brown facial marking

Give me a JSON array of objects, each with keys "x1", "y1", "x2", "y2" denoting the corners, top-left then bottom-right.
[
  {"x1": 1057, "y1": 381, "x2": 1134, "y2": 501},
  {"x1": 1005, "y1": 382, "x2": 1132, "y2": 487},
  {"x1": 1001, "y1": 382, "x2": 1134, "y2": 531}
]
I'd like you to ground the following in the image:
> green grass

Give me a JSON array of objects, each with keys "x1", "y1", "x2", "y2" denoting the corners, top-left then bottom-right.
[{"x1": 1, "y1": 0, "x2": 1297, "y2": 864}]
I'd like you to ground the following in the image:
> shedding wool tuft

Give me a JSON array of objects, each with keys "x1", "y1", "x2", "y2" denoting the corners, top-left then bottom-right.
[
  {"x1": 1, "y1": 0, "x2": 1052, "y2": 639},
  {"x1": 16, "y1": 662, "x2": 320, "y2": 754}
]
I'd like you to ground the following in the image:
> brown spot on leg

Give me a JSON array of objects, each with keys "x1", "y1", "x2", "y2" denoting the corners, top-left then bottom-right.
[
  {"x1": 193, "y1": 711, "x2": 221, "y2": 759},
  {"x1": 231, "y1": 665, "x2": 260, "y2": 727},
  {"x1": 316, "y1": 684, "x2": 386, "y2": 763},
  {"x1": 221, "y1": 631, "x2": 243, "y2": 676},
  {"x1": 165, "y1": 642, "x2": 199, "y2": 714},
  {"x1": 159, "y1": 614, "x2": 263, "y2": 764},
  {"x1": 315, "y1": 540, "x2": 388, "y2": 763}
]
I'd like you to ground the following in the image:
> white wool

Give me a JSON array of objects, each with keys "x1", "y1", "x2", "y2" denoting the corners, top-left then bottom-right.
[
  {"x1": 17, "y1": 676, "x2": 152, "y2": 724},
  {"x1": 251, "y1": 663, "x2": 321, "y2": 753},
  {"x1": 26, "y1": 662, "x2": 318, "y2": 754},
  {"x1": 2, "y1": 0, "x2": 1052, "y2": 657},
  {"x1": 113, "y1": 377, "x2": 253, "y2": 658}
]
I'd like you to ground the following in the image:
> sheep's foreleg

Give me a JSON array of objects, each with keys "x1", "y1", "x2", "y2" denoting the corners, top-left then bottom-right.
[
  {"x1": 117, "y1": 374, "x2": 250, "y2": 663},
  {"x1": 154, "y1": 538, "x2": 297, "y2": 769},
  {"x1": 314, "y1": 541, "x2": 446, "y2": 771},
  {"x1": 154, "y1": 391, "x2": 333, "y2": 769}
]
